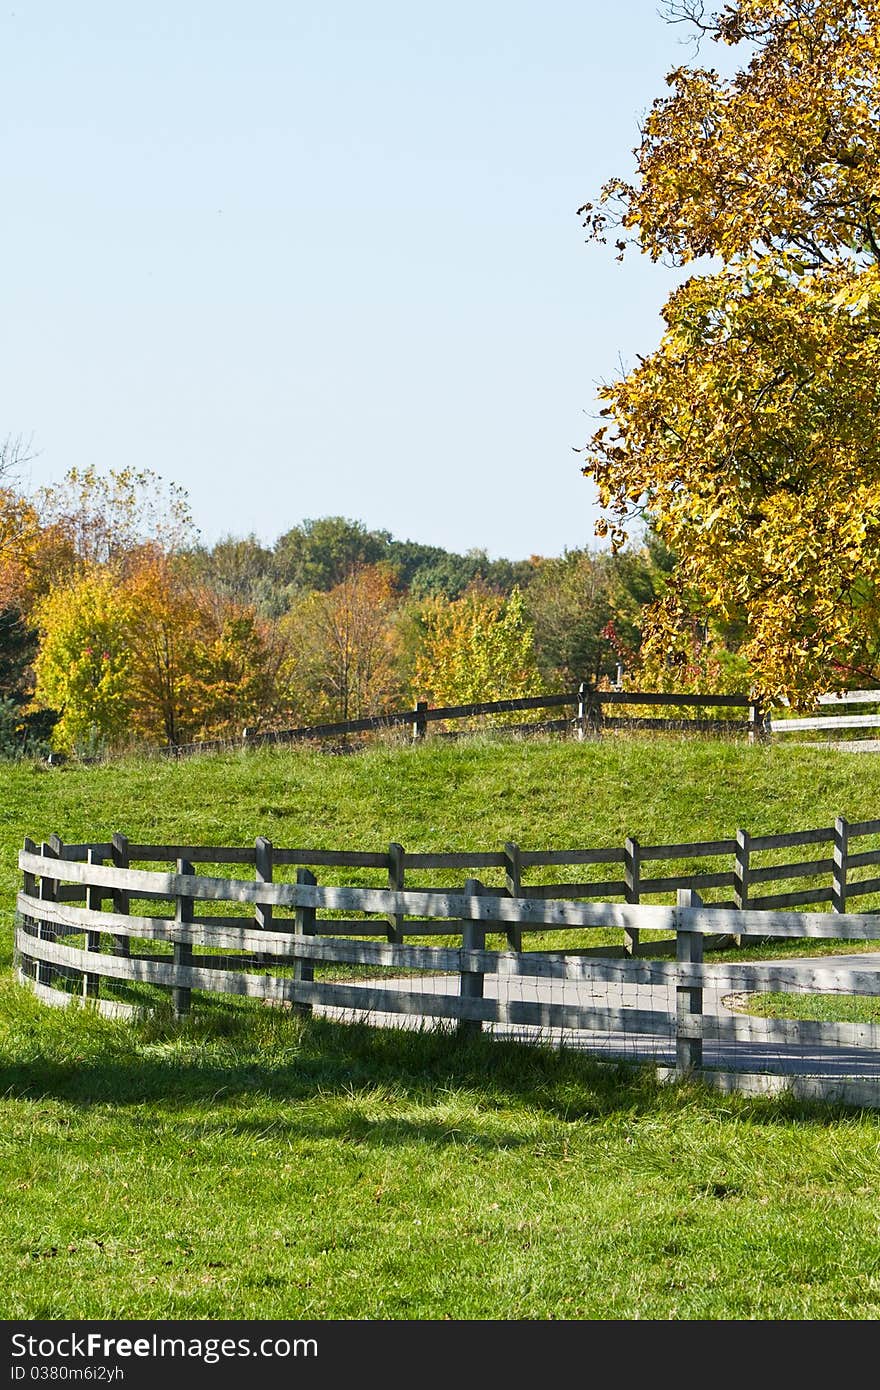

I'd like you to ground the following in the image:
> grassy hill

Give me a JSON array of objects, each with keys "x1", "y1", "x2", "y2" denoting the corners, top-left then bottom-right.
[{"x1": 3, "y1": 735, "x2": 880, "y2": 1319}]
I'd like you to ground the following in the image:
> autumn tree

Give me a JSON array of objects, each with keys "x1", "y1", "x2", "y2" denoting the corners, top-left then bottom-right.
[
  {"x1": 413, "y1": 586, "x2": 541, "y2": 708},
  {"x1": 580, "y1": 0, "x2": 880, "y2": 702},
  {"x1": 32, "y1": 568, "x2": 135, "y2": 755},
  {"x1": 35, "y1": 466, "x2": 196, "y2": 575},
  {"x1": 187, "y1": 586, "x2": 288, "y2": 739},
  {"x1": 525, "y1": 547, "x2": 668, "y2": 688},
  {"x1": 281, "y1": 564, "x2": 403, "y2": 723}
]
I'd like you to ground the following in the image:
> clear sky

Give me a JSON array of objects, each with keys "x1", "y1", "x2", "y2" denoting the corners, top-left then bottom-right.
[{"x1": 2, "y1": 2, "x2": 729, "y2": 560}]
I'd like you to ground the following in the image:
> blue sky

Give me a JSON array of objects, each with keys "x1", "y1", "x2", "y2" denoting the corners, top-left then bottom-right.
[{"x1": 2, "y1": 2, "x2": 732, "y2": 559}]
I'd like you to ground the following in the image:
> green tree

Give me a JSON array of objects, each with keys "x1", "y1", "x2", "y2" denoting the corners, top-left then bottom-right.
[
  {"x1": 273, "y1": 517, "x2": 390, "y2": 594},
  {"x1": 0, "y1": 607, "x2": 56, "y2": 755}
]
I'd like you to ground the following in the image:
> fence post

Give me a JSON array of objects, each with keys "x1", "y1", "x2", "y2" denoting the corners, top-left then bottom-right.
[
  {"x1": 412, "y1": 701, "x2": 428, "y2": 742},
  {"x1": 255, "y1": 835, "x2": 273, "y2": 963},
  {"x1": 832, "y1": 816, "x2": 849, "y2": 915},
  {"x1": 577, "y1": 682, "x2": 588, "y2": 741},
  {"x1": 577, "y1": 682, "x2": 603, "y2": 740},
  {"x1": 624, "y1": 835, "x2": 641, "y2": 957},
  {"x1": 173, "y1": 858, "x2": 194, "y2": 1020},
  {"x1": 675, "y1": 887, "x2": 703, "y2": 1078},
  {"x1": 503, "y1": 842, "x2": 523, "y2": 951},
  {"x1": 84, "y1": 847, "x2": 102, "y2": 1001},
  {"x1": 459, "y1": 878, "x2": 486, "y2": 1038},
  {"x1": 111, "y1": 833, "x2": 131, "y2": 959},
  {"x1": 293, "y1": 868, "x2": 316, "y2": 1018},
  {"x1": 20, "y1": 837, "x2": 38, "y2": 983},
  {"x1": 732, "y1": 827, "x2": 749, "y2": 948},
  {"x1": 749, "y1": 698, "x2": 767, "y2": 743},
  {"x1": 387, "y1": 843, "x2": 405, "y2": 944},
  {"x1": 37, "y1": 839, "x2": 59, "y2": 988}
]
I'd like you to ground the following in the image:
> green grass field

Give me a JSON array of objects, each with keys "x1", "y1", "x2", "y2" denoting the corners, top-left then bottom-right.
[{"x1": 3, "y1": 734, "x2": 880, "y2": 1319}]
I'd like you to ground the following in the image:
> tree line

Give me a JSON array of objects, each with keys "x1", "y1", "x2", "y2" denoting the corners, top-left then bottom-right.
[{"x1": 0, "y1": 462, "x2": 700, "y2": 758}]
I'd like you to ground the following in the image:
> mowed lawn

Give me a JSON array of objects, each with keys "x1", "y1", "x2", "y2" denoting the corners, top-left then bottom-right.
[{"x1": 2, "y1": 735, "x2": 880, "y2": 1319}]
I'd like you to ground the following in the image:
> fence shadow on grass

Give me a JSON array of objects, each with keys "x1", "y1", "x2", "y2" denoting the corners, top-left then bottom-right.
[{"x1": 0, "y1": 1006, "x2": 859, "y2": 1135}]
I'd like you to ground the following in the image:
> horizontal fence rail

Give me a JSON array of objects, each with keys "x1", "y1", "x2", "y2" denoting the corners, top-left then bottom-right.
[
  {"x1": 768, "y1": 688, "x2": 880, "y2": 737},
  {"x1": 159, "y1": 686, "x2": 760, "y2": 758},
  {"x1": 16, "y1": 820, "x2": 880, "y2": 1104}
]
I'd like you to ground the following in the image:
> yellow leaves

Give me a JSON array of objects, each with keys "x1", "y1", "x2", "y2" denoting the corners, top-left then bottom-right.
[
  {"x1": 589, "y1": 2, "x2": 880, "y2": 271},
  {"x1": 582, "y1": 247, "x2": 880, "y2": 699},
  {"x1": 413, "y1": 587, "x2": 540, "y2": 710}
]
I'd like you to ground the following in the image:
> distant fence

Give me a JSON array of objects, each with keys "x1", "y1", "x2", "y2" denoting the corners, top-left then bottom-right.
[
  {"x1": 768, "y1": 689, "x2": 880, "y2": 739},
  {"x1": 161, "y1": 686, "x2": 762, "y2": 758},
  {"x1": 16, "y1": 818, "x2": 880, "y2": 1105}
]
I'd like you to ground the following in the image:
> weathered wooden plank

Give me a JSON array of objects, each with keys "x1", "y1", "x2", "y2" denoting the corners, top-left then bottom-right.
[
  {"x1": 655, "y1": 1068, "x2": 880, "y2": 1109},
  {"x1": 60, "y1": 843, "x2": 114, "y2": 861},
  {"x1": 624, "y1": 835, "x2": 640, "y2": 956},
  {"x1": 273, "y1": 849, "x2": 391, "y2": 868},
  {"x1": 111, "y1": 833, "x2": 131, "y2": 961},
  {"x1": 255, "y1": 835, "x2": 273, "y2": 938},
  {"x1": 848, "y1": 818, "x2": 880, "y2": 839},
  {"x1": 639, "y1": 871, "x2": 737, "y2": 894},
  {"x1": 676, "y1": 889, "x2": 703, "y2": 1076},
  {"x1": 747, "y1": 886, "x2": 834, "y2": 910},
  {"x1": 679, "y1": 905, "x2": 880, "y2": 938},
  {"x1": 421, "y1": 693, "x2": 575, "y2": 721},
  {"x1": 749, "y1": 827, "x2": 835, "y2": 851},
  {"x1": 84, "y1": 847, "x2": 102, "y2": 1000},
  {"x1": 16, "y1": 895, "x2": 451, "y2": 948},
  {"x1": 17, "y1": 970, "x2": 143, "y2": 1020},
  {"x1": 293, "y1": 867, "x2": 316, "y2": 1018},
  {"x1": 503, "y1": 841, "x2": 523, "y2": 952},
  {"x1": 36, "y1": 840, "x2": 60, "y2": 988},
  {"x1": 639, "y1": 839, "x2": 738, "y2": 861},
  {"x1": 832, "y1": 817, "x2": 848, "y2": 916},
  {"x1": 685, "y1": 1013, "x2": 880, "y2": 1052},
  {"x1": 126, "y1": 844, "x2": 258, "y2": 864},
  {"x1": 522, "y1": 880, "x2": 627, "y2": 900},
  {"x1": 402, "y1": 852, "x2": 508, "y2": 870},
  {"x1": 732, "y1": 828, "x2": 749, "y2": 949},
  {"x1": 16, "y1": 909, "x2": 880, "y2": 995},
  {"x1": 20, "y1": 853, "x2": 880, "y2": 938},
  {"x1": 748, "y1": 858, "x2": 835, "y2": 885},
  {"x1": 839, "y1": 876, "x2": 880, "y2": 901},
  {"x1": 56, "y1": 884, "x2": 88, "y2": 903},
  {"x1": 459, "y1": 879, "x2": 486, "y2": 1037},
  {"x1": 173, "y1": 859, "x2": 194, "y2": 1017},
  {"x1": 769, "y1": 713, "x2": 880, "y2": 732},
  {"x1": 255, "y1": 710, "x2": 418, "y2": 742},
  {"x1": 387, "y1": 842, "x2": 405, "y2": 945},
  {"x1": 17, "y1": 934, "x2": 677, "y2": 1035},
  {"x1": 847, "y1": 848, "x2": 880, "y2": 870},
  {"x1": 518, "y1": 848, "x2": 626, "y2": 867}
]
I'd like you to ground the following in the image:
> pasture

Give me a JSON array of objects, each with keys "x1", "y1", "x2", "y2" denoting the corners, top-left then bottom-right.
[{"x1": 3, "y1": 736, "x2": 880, "y2": 1319}]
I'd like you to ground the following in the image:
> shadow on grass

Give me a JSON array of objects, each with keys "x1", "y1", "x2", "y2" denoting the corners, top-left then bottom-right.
[{"x1": 0, "y1": 987, "x2": 868, "y2": 1135}]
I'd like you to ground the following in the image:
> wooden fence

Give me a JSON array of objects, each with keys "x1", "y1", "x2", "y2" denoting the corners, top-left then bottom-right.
[
  {"x1": 16, "y1": 820, "x2": 880, "y2": 1104},
  {"x1": 768, "y1": 689, "x2": 880, "y2": 739},
  {"x1": 162, "y1": 686, "x2": 761, "y2": 757}
]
